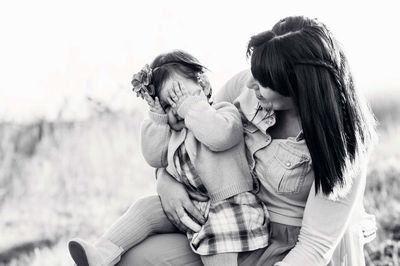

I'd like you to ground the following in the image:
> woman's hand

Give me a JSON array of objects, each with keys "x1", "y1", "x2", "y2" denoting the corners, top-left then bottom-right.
[
  {"x1": 143, "y1": 92, "x2": 165, "y2": 114},
  {"x1": 156, "y1": 168, "x2": 207, "y2": 233}
]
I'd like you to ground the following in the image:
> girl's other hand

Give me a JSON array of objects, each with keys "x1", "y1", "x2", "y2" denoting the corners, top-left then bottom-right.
[
  {"x1": 167, "y1": 81, "x2": 189, "y2": 110},
  {"x1": 143, "y1": 93, "x2": 165, "y2": 114},
  {"x1": 156, "y1": 168, "x2": 206, "y2": 233}
]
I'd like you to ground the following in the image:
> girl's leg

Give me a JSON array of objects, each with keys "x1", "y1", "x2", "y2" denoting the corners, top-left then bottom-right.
[
  {"x1": 69, "y1": 195, "x2": 178, "y2": 266},
  {"x1": 101, "y1": 195, "x2": 178, "y2": 250},
  {"x1": 201, "y1": 253, "x2": 238, "y2": 266}
]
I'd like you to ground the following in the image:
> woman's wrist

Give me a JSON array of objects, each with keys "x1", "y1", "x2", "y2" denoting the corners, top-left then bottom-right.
[{"x1": 156, "y1": 168, "x2": 174, "y2": 195}]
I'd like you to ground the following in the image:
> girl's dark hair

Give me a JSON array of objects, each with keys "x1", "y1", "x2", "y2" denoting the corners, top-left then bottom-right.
[
  {"x1": 150, "y1": 50, "x2": 207, "y2": 98},
  {"x1": 247, "y1": 16, "x2": 376, "y2": 195}
]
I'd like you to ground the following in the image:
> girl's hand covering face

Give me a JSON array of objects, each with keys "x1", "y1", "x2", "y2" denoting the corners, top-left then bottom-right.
[
  {"x1": 143, "y1": 92, "x2": 165, "y2": 114},
  {"x1": 166, "y1": 81, "x2": 190, "y2": 111},
  {"x1": 167, "y1": 108, "x2": 186, "y2": 131}
]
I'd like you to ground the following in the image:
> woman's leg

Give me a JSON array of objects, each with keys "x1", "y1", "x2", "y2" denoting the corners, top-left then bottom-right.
[
  {"x1": 117, "y1": 233, "x2": 202, "y2": 266},
  {"x1": 237, "y1": 222, "x2": 300, "y2": 266},
  {"x1": 201, "y1": 253, "x2": 238, "y2": 266}
]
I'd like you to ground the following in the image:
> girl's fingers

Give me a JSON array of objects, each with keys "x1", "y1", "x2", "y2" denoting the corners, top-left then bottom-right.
[
  {"x1": 169, "y1": 84, "x2": 177, "y2": 98},
  {"x1": 154, "y1": 97, "x2": 165, "y2": 113},
  {"x1": 180, "y1": 82, "x2": 189, "y2": 95},
  {"x1": 174, "y1": 81, "x2": 183, "y2": 97},
  {"x1": 154, "y1": 97, "x2": 162, "y2": 108},
  {"x1": 153, "y1": 96, "x2": 159, "y2": 106},
  {"x1": 167, "y1": 97, "x2": 177, "y2": 108},
  {"x1": 144, "y1": 93, "x2": 155, "y2": 106},
  {"x1": 145, "y1": 99, "x2": 154, "y2": 107}
]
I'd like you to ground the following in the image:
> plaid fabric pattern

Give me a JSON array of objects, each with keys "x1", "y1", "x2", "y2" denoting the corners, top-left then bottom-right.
[
  {"x1": 174, "y1": 144, "x2": 207, "y2": 195},
  {"x1": 173, "y1": 144, "x2": 269, "y2": 255}
]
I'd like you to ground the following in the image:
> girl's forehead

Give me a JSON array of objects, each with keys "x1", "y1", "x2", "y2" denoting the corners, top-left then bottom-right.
[
  {"x1": 165, "y1": 73, "x2": 187, "y2": 84},
  {"x1": 163, "y1": 75, "x2": 193, "y2": 91}
]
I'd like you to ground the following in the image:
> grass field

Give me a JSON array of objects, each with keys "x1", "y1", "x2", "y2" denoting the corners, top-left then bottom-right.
[{"x1": 0, "y1": 92, "x2": 399, "y2": 266}]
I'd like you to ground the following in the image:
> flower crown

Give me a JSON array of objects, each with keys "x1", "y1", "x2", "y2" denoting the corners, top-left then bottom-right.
[{"x1": 131, "y1": 64, "x2": 155, "y2": 97}]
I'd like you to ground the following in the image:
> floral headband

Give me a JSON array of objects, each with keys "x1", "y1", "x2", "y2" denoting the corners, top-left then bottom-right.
[
  {"x1": 131, "y1": 64, "x2": 155, "y2": 98},
  {"x1": 131, "y1": 61, "x2": 209, "y2": 98}
]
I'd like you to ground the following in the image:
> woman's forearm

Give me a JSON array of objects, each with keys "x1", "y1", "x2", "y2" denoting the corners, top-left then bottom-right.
[{"x1": 278, "y1": 163, "x2": 367, "y2": 266}]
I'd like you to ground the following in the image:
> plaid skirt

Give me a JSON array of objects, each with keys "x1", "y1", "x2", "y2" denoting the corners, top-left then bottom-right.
[
  {"x1": 187, "y1": 192, "x2": 269, "y2": 255},
  {"x1": 174, "y1": 144, "x2": 269, "y2": 255}
]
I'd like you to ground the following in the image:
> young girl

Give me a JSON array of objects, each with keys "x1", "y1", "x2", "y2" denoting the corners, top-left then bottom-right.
[{"x1": 68, "y1": 50, "x2": 269, "y2": 266}]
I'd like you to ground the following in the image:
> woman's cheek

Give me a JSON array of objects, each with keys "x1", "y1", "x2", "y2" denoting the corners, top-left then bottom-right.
[{"x1": 260, "y1": 101, "x2": 273, "y2": 110}]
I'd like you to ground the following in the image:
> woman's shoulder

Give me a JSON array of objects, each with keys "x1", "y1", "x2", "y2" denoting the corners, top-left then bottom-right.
[{"x1": 214, "y1": 69, "x2": 252, "y2": 103}]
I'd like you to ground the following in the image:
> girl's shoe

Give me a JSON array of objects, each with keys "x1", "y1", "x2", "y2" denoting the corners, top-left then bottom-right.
[{"x1": 68, "y1": 238, "x2": 123, "y2": 266}]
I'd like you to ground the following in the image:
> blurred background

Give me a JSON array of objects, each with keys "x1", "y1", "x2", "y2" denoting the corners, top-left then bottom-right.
[{"x1": 0, "y1": 0, "x2": 399, "y2": 265}]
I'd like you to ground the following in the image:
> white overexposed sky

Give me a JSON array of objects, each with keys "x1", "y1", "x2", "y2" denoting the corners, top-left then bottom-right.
[{"x1": 0, "y1": 0, "x2": 399, "y2": 122}]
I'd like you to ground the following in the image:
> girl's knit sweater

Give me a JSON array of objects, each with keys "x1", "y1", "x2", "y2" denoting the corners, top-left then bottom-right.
[{"x1": 140, "y1": 95, "x2": 254, "y2": 202}]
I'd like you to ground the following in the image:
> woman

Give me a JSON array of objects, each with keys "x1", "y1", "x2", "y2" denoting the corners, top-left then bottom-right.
[{"x1": 118, "y1": 16, "x2": 377, "y2": 265}]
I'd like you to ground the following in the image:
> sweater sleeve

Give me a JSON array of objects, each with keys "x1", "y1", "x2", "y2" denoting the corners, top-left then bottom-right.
[
  {"x1": 214, "y1": 69, "x2": 251, "y2": 104},
  {"x1": 275, "y1": 160, "x2": 368, "y2": 266},
  {"x1": 176, "y1": 96, "x2": 243, "y2": 152},
  {"x1": 140, "y1": 111, "x2": 171, "y2": 168}
]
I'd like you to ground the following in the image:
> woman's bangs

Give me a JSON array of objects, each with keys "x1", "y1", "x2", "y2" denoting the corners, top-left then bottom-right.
[
  {"x1": 250, "y1": 43, "x2": 289, "y2": 96},
  {"x1": 250, "y1": 47, "x2": 273, "y2": 89}
]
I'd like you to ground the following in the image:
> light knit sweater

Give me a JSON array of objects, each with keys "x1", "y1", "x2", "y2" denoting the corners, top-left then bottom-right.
[{"x1": 140, "y1": 95, "x2": 254, "y2": 202}]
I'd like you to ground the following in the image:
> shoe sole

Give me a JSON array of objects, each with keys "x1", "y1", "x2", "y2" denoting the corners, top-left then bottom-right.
[{"x1": 68, "y1": 241, "x2": 90, "y2": 266}]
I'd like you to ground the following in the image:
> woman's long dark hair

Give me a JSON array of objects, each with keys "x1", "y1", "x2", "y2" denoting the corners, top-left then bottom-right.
[{"x1": 247, "y1": 16, "x2": 376, "y2": 195}]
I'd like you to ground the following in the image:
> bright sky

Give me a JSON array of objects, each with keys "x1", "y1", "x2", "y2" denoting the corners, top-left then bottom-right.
[{"x1": 0, "y1": 0, "x2": 399, "y2": 122}]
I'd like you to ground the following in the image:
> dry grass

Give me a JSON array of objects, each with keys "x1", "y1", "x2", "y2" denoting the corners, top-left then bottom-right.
[
  {"x1": 363, "y1": 93, "x2": 400, "y2": 265},
  {"x1": 0, "y1": 93, "x2": 399, "y2": 265},
  {"x1": 0, "y1": 110, "x2": 155, "y2": 265}
]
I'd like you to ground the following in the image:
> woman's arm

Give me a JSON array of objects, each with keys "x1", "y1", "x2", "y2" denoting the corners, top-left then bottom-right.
[
  {"x1": 276, "y1": 160, "x2": 368, "y2": 266},
  {"x1": 214, "y1": 69, "x2": 251, "y2": 104},
  {"x1": 140, "y1": 112, "x2": 171, "y2": 168}
]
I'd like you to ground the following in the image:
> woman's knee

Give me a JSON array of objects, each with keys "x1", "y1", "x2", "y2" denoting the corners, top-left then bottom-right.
[{"x1": 118, "y1": 234, "x2": 202, "y2": 266}]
